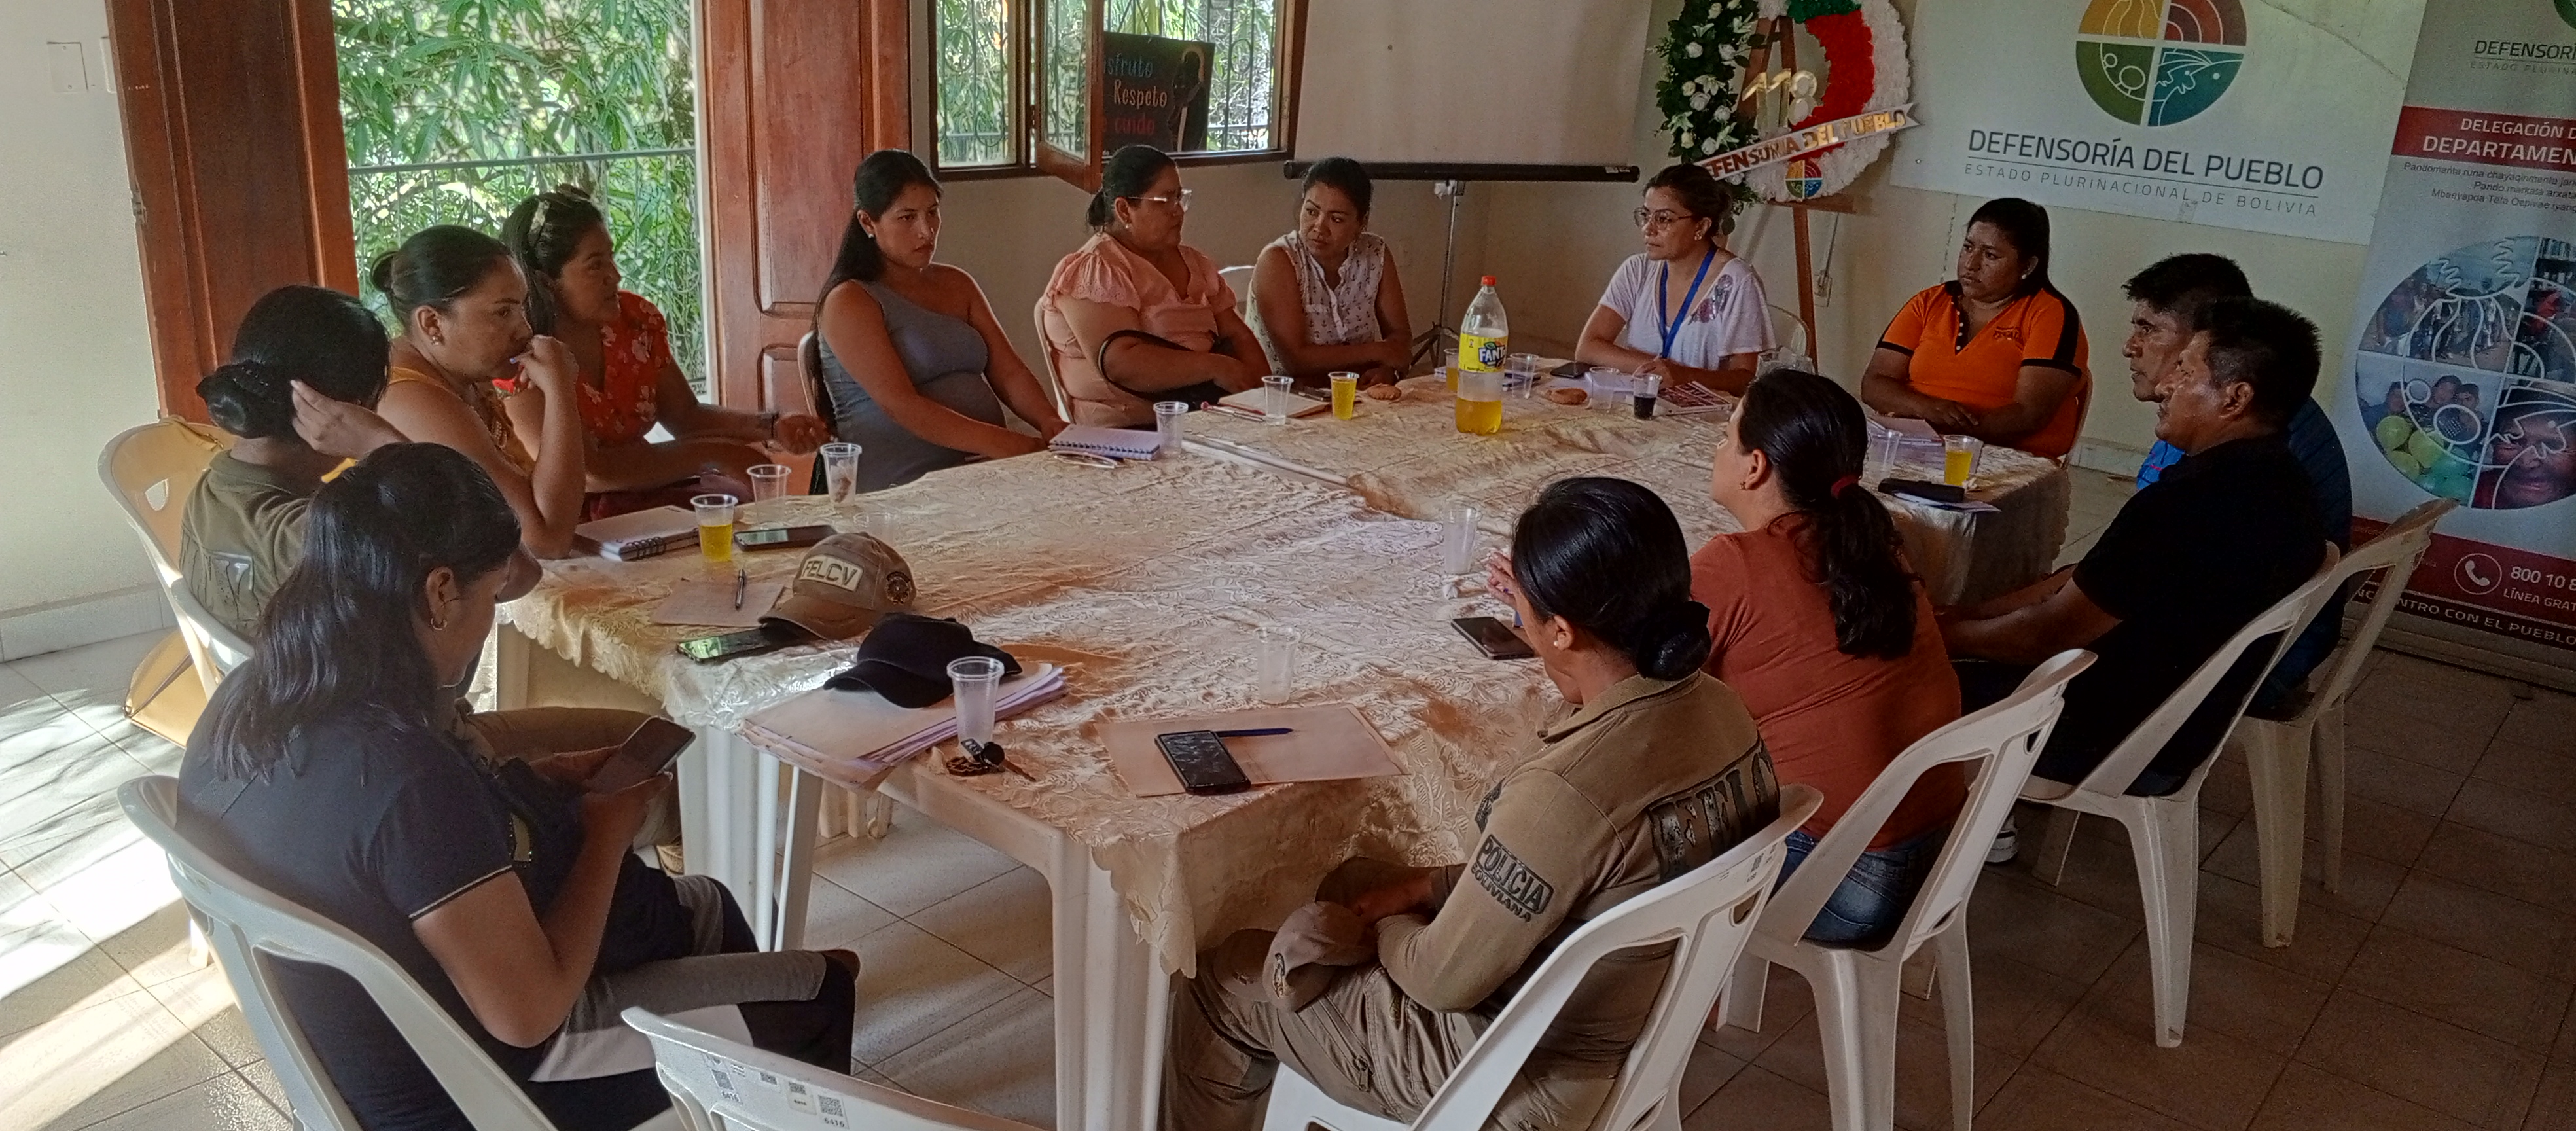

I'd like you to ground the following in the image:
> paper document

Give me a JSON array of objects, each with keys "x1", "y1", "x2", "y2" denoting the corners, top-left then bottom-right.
[
  {"x1": 1868, "y1": 413, "x2": 1940, "y2": 439},
  {"x1": 741, "y1": 664, "x2": 1066, "y2": 788},
  {"x1": 1100, "y1": 704, "x2": 1401, "y2": 797},
  {"x1": 651, "y1": 579, "x2": 784, "y2": 628}
]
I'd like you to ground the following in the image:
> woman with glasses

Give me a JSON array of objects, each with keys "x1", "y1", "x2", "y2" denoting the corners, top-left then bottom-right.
[
  {"x1": 1249, "y1": 157, "x2": 1414, "y2": 387},
  {"x1": 1039, "y1": 144, "x2": 1268, "y2": 426},
  {"x1": 502, "y1": 187, "x2": 829, "y2": 519},
  {"x1": 1573, "y1": 164, "x2": 1775, "y2": 394}
]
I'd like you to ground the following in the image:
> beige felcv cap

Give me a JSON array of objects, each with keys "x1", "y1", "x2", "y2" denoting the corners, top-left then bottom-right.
[{"x1": 762, "y1": 533, "x2": 916, "y2": 640}]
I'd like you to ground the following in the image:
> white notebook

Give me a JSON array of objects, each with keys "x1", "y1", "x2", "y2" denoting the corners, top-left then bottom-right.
[
  {"x1": 1048, "y1": 423, "x2": 1165, "y2": 460},
  {"x1": 572, "y1": 505, "x2": 697, "y2": 560},
  {"x1": 1218, "y1": 386, "x2": 1331, "y2": 418}
]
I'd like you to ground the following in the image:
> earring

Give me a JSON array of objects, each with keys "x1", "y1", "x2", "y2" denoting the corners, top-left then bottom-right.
[{"x1": 427, "y1": 617, "x2": 449, "y2": 631}]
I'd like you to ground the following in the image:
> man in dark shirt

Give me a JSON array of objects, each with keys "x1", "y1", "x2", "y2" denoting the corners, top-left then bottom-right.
[
  {"x1": 2119, "y1": 254, "x2": 2352, "y2": 711},
  {"x1": 1943, "y1": 296, "x2": 2329, "y2": 797}
]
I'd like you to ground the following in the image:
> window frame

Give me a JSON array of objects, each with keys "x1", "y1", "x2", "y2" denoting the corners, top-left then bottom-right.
[{"x1": 923, "y1": 0, "x2": 1310, "y2": 187}]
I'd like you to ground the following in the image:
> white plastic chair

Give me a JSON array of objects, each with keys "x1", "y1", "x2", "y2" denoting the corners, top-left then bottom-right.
[
  {"x1": 1219, "y1": 264, "x2": 1259, "y2": 323},
  {"x1": 1762, "y1": 304, "x2": 1816, "y2": 374},
  {"x1": 1029, "y1": 298, "x2": 1072, "y2": 420},
  {"x1": 1262, "y1": 784, "x2": 1827, "y2": 1131},
  {"x1": 1721, "y1": 649, "x2": 2094, "y2": 1131},
  {"x1": 100, "y1": 419, "x2": 251, "y2": 692},
  {"x1": 2231, "y1": 497, "x2": 2454, "y2": 946},
  {"x1": 624, "y1": 1006, "x2": 1039, "y2": 1131},
  {"x1": 119, "y1": 776, "x2": 682, "y2": 1131},
  {"x1": 2025, "y1": 548, "x2": 2346, "y2": 1047}
]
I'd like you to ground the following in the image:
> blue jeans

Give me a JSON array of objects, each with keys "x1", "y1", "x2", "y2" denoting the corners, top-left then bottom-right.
[{"x1": 1777, "y1": 827, "x2": 1948, "y2": 945}]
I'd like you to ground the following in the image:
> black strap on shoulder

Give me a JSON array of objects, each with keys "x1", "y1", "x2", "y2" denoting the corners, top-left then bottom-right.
[{"x1": 1094, "y1": 327, "x2": 1191, "y2": 397}]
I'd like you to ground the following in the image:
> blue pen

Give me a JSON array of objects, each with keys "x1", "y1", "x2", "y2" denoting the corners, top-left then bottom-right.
[{"x1": 1215, "y1": 728, "x2": 1294, "y2": 738}]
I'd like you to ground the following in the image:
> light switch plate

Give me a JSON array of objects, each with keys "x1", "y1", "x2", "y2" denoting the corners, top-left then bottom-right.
[{"x1": 48, "y1": 41, "x2": 88, "y2": 93}]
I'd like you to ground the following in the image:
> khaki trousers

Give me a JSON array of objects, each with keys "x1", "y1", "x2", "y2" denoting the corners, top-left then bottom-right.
[{"x1": 1161, "y1": 857, "x2": 1618, "y2": 1131}]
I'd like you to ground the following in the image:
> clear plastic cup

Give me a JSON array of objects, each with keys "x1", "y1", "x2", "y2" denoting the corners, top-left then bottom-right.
[
  {"x1": 819, "y1": 443, "x2": 861, "y2": 505},
  {"x1": 1262, "y1": 374, "x2": 1295, "y2": 425},
  {"x1": 1154, "y1": 401, "x2": 1188, "y2": 454},
  {"x1": 1506, "y1": 352, "x2": 1541, "y2": 398},
  {"x1": 747, "y1": 463, "x2": 792, "y2": 505},
  {"x1": 1942, "y1": 435, "x2": 1986, "y2": 487},
  {"x1": 1635, "y1": 373, "x2": 1663, "y2": 420},
  {"x1": 1440, "y1": 504, "x2": 1481, "y2": 576},
  {"x1": 948, "y1": 656, "x2": 1005, "y2": 748},
  {"x1": 1329, "y1": 372, "x2": 1358, "y2": 420},
  {"x1": 1442, "y1": 347, "x2": 1460, "y2": 391},
  {"x1": 1584, "y1": 367, "x2": 1632, "y2": 411},
  {"x1": 1256, "y1": 625, "x2": 1298, "y2": 704},
  {"x1": 692, "y1": 494, "x2": 737, "y2": 563}
]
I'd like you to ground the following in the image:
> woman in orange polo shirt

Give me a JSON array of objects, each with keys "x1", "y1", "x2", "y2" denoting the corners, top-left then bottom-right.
[{"x1": 1861, "y1": 198, "x2": 2091, "y2": 459}]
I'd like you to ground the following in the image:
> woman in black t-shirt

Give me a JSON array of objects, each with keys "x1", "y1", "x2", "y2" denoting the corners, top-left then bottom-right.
[{"x1": 182, "y1": 444, "x2": 856, "y2": 1131}]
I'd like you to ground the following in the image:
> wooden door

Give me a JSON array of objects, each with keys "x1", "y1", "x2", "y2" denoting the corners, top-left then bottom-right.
[
  {"x1": 698, "y1": 0, "x2": 911, "y2": 418},
  {"x1": 108, "y1": 0, "x2": 355, "y2": 420}
]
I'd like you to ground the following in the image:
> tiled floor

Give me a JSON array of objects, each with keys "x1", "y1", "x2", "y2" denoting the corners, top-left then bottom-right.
[{"x1": 7, "y1": 474, "x2": 2576, "y2": 1130}]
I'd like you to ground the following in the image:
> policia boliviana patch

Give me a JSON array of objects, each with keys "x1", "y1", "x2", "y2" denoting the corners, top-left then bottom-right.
[{"x1": 1471, "y1": 835, "x2": 1555, "y2": 921}]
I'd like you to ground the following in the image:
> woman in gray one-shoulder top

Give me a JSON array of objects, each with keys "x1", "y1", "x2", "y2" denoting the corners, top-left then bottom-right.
[{"x1": 814, "y1": 151, "x2": 1067, "y2": 492}]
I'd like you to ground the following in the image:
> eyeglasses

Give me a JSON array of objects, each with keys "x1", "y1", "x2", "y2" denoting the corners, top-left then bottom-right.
[
  {"x1": 1634, "y1": 207, "x2": 1698, "y2": 230},
  {"x1": 1130, "y1": 188, "x2": 1194, "y2": 213}
]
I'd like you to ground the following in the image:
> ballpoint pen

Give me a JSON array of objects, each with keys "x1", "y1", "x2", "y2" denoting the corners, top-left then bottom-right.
[
  {"x1": 1215, "y1": 727, "x2": 1294, "y2": 738},
  {"x1": 733, "y1": 567, "x2": 747, "y2": 609}
]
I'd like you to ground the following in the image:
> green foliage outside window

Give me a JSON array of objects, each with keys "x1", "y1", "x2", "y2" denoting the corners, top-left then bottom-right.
[
  {"x1": 938, "y1": 0, "x2": 1281, "y2": 167},
  {"x1": 335, "y1": 0, "x2": 707, "y2": 382}
]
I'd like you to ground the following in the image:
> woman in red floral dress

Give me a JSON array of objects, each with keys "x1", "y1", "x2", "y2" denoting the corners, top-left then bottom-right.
[{"x1": 503, "y1": 187, "x2": 829, "y2": 518}]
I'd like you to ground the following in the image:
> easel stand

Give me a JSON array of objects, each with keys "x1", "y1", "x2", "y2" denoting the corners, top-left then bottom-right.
[{"x1": 1410, "y1": 179, "x2": 1466, "y2": 368}]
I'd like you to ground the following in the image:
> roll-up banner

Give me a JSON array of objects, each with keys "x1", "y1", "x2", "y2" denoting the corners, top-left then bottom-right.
[{"x1": 2332, "y1": 1, "x2": 2576, "y2": 657}]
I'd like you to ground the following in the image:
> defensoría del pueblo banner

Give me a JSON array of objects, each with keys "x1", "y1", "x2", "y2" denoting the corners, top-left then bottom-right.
[
  {"x1": 2329, "y1": 0, "x2": 2576, "y2": 652},
  {"x1": 1890, "y1": 0, "x2": 2415, "y2": 244}
]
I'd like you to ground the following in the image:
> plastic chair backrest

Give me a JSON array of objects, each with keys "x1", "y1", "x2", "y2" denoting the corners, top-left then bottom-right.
[
  {"x1": 2300, "y1": 497, "x2": 2454, "y2": 723},
  {"x1": 1763, "y1": 649, "x2": 2096, "y2": 958},
  {"x1": 1420, "y1": 784, "x2": 1823, "y2": 1131},
  {"x1": 119, "y1": 776, "x2": 558, "y2": 1131},
  {"x1": 1219, "y1": 264, "x2": 1257, "y2": 322},
  {"x1": 99, "y1": 418, "x2": 230, "y2": 583},
  {"x1": 2074, "y1": 545, "x2": 2346, "y2": 796},
  {"x1": 1028, "y1": 298, "x2": 1071, "y2": 419},
  {"x1": 168, "y1": 576, "x2": 254, "y2": 686},
  {"x1": 1762, "y1": 304, "x2": 1814, "y2": 372},
  {"x1": 623, "y1": 1007, "x2": 1040, "y2": 1131}
]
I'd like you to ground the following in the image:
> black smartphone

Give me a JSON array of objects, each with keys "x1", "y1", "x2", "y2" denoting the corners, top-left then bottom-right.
[
  {"x1": 1452, "y1": 615, "x2": 1535, "y2": 660},
  {"x1": 1878, "y1": 477, "x2": 1965, "y2": 505},
  {"x1": 1550, "y1": 360, "x2": 1588, "y2": 379},
  {"x1": 1154, "y1": 730, "x2": 1251, "y2": 794},
  {"x1": 735, "y1": 524, "x2": 834, "y2": 551},
  {"x1": 588, "y1": 717, "x2": 694, "y2": 793},
  {"x1": 676, "y1": 623, "x2": 801, "y2": 663}
]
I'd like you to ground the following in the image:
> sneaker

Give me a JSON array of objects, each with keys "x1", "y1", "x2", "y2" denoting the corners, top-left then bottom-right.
[{"x1": 1986, "y1": 816, "x2": 2018, "y2": 865}]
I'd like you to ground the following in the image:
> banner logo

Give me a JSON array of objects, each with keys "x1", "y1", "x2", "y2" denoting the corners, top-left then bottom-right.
[
  {"x1": 2075, "y1": 0, "x2": 2247, "y2": 126},
  {"x1": 1698, "y1": 107, "x2": 1917, "y2": 180}
]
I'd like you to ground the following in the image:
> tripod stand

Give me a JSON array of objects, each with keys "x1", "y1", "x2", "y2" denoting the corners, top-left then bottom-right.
[{"x1": 1408, "y1": 179, "x2": 1467, "y2": 368}]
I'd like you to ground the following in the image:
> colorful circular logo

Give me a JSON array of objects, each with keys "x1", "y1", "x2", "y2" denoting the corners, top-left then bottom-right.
[
  {"x1": 2075, "y1": 0, "x2": 2248, "y2": 126},
  {"x1": 2354, "y1": 236, "x2": 2576, "y2": 512}
]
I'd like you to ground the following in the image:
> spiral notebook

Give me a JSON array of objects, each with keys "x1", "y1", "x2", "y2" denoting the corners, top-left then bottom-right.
[
  {"x1": 1048, "y1": 423, "x2": 1165, "y2": 460},
  {"x1": 573, "y1": 505, "x2": 698, "y2": 560}
]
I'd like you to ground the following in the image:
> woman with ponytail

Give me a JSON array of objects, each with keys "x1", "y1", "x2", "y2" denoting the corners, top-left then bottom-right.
[
  {"x1": 1038, "y1": 144, "x2": 1267, "y2": 426},
  {"x1": 1690, "y1": 368, "x2": 1964, "y2": 943},
  {"x1": 181, "y1": 285, "x2": 408, "y2": 637},
  {"x1": 502, "y1": 186, "x2": 828, "y2": 516},
  {"x1": 1165, "y1": 476, "x2": 1777, "y2": 1131},
  {"x1": 812, "y1": 151, "x2": 1066, "y2": 490}
]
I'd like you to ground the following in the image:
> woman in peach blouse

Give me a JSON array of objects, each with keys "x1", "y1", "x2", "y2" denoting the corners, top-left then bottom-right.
[{"x1": 1038, "y1": 145, "x2": 1268, "y2": 426}]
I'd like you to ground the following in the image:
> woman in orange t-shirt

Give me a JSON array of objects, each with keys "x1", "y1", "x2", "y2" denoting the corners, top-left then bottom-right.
[
  {"x1": 1861, "y1": 198, "x2": 2090, "y2": 459},
  {"x1": 1692, "y1": 368, "x2": 1965, "y2": 943}
]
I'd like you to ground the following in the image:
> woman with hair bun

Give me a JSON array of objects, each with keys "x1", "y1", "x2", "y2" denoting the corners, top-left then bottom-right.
[
  {"x1": 1575, "y1": 163, "x2": 1775, "y2": 393},
  {"x1": 1163, "y1": 476, "x2": 1778, "y2": 1131},
  {"x1": 1038, "y1": 144, "x2": 1267, "y2": 426},
  {"x1": 811, "y1": 150, "x2": 1066, "y2": 491},
  {"x1": 181, "y1": 284, "x2": 409, "y2": 637},
  {"x1": 1692, "y1": 368, "x2": 1963, "y2": 942},
  {"x1": 502, "y1": 186, "x2": 828, "y2": 517},
  {"x1": 370, "y1": 225, "x2": 590, "y2": 556}
]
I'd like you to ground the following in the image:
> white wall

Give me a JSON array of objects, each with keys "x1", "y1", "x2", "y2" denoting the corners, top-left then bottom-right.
[
  {"x1": 1477, "y1": 0, "x2": 2410, "y2": 473},
  {"x1": 0, "y1": 0, "x2": 166, "y2": 659}
]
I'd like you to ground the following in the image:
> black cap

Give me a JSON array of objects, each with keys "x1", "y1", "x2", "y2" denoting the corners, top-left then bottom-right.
[{"x1": 824, "y1": 613, "x2": 1019, "y2": 708}]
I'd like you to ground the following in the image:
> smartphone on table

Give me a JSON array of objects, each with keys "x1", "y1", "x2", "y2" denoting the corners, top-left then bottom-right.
[
  {"x1": 1452, "y1": 615, "x2": 1535, "y2": 660},
  {"x1": 676, "y1": 622, "x2": 806, "y2": 663},
  {"x1": 1154, "y1": 730, "x2": 1252, "y2": 795},
  {"x1": 587, "y1": 717, "x2": 695, "y2": 793},
  {"x1": 735, "y1": 524, "x2": 834, "y2": 552}
]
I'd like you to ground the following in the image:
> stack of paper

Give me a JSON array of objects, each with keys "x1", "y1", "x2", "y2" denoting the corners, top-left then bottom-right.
[
  {"x1": 573, "y1": 505, "x2": 698, "y2": 560},
  {"x1": 1048, "y1": 424, "x2": 1164, "y2": 460},
  {"x1": 740, "y1": 664, "x2": 1066, "y2": 787}
]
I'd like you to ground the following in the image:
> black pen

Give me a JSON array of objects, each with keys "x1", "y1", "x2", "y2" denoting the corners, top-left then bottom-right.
[
  {"x1": 1215, "y1": 727, "x2": 1293, "y2": 738},
  {"x1": 733, "y1": 568, "x2": 747, "y2": 609}
]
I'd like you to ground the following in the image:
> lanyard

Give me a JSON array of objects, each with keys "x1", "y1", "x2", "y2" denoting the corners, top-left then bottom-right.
[{"x1": 1656, "y1": 249, "x2": 1716, "y2": 361}]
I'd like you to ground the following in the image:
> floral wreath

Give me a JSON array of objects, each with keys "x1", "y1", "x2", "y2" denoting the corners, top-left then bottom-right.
[{"x1": 1656, "y1": 0, "x2": 1912, "y2": 204}]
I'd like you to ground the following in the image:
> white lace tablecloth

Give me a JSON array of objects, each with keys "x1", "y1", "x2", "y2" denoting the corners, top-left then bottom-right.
[
  {"x1": 505, "y1": 453, "x2": 1548, "y2": 975},
  {"x1": 1185, "y1": 374, "x2": 2071, "y2": 606}
]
